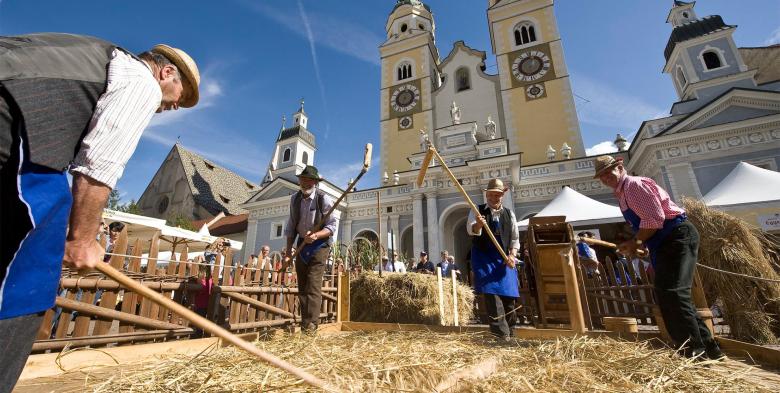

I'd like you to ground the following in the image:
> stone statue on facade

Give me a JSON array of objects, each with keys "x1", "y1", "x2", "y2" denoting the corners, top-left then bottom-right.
[
  {"x1": 419, "y1": 129, "x2": 430, "y2": 152},
  {"x1": 485, "y1": 116, "x2": 497, "y2": 140},
  {"x1": 450, "y1": 101, "x2": 461, "y2": 125},
  {"x1": 471, "y1": 123, "x2": 478, "y2": 145}
]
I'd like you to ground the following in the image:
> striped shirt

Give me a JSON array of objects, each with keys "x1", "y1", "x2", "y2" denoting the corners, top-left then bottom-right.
[
  {"x1": 284, "y1": 188, "x2": 338, "y2": 239},
  {"x1": 69, "y1": 49, "x2": 161, "y2": 188},
  {"x1": 614, "y1": 174, "x2": 685, "y2": 229}
]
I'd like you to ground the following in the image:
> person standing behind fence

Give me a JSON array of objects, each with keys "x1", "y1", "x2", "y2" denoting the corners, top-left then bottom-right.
[
  {"x1": 0, "y1": 33, "x2": 200, "y2": 392},
  {"x1": 282, "y1": 165, "x2": 337, "y2": 333},
  {"x1": 594, "y1": 155, "x2": 723, "y2": 360},
  {"x1": 467, "y1": 178, "x2": 520, "y2": 340}
]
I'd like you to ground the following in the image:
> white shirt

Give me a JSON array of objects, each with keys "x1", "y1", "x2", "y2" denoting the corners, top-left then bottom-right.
[
  {"x1": 467, "y1": 206, "x2": 520, "y2": 250},
  {"x1": 392, "y1": 261, "x2": 407, "y2": 273},
  {"x1": 70, "y1": 49, "x2": 162, "y2": 188}
]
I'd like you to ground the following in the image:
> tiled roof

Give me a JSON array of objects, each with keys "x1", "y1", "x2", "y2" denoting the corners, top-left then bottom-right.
[
  {"x1": 175, "y1": 144, "x2": 258, "y2": 216},
  {"x1": 193, "y1": 213, "x2": 248, "y2": 236},
  {"x1": 277, "y1": 125, "x2": 316, "y2": 146},
  {"x1": 665, "y1": 15, "x2": 734, "y2": 61},
  {"x1": 392, "y1": 0, "x2": 430, "y2": 14},
  {"x1": 739, "y1": 45, "x2": 780, "y2": 85}
]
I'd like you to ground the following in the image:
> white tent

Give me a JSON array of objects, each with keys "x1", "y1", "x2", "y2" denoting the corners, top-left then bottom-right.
[
  {"x1": 102, "y1": 209, "x2": 243, "y2": 252},
  {"x1": 702, "y1": 162, "x2": 780, "y2": 206},
  {"x1": 518, "y1": 186, "x2": 624, "y2": 230}
]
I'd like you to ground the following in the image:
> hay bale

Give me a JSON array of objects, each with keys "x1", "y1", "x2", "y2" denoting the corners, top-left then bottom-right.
[
  {"x1": 72, "y1": 331, "x2": 778, "y2": 392},
  {"x1": 350, "y1": 272, "x2": 474, "y2": 325},
  {"x1": 683, "y1": 197, "x2": 780, "y2": 344}
]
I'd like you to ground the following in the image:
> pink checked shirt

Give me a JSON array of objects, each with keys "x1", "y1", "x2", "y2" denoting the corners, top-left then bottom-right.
[{"x1": 614, "y1": 174, "x2": 685, "y2": 229}]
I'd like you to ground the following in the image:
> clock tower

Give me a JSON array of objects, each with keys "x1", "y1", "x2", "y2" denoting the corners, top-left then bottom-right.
[
  {"x1": 488, "y1": 0, "x2": 584, "y2": 164},
  {"x1": 380, "y1": 0, "x2": 439, "y2": 177}
]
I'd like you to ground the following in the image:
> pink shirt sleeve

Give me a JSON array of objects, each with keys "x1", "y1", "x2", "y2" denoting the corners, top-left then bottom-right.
[{"x1": 624, "y1": 178, "x2": 666, "y2": 229}]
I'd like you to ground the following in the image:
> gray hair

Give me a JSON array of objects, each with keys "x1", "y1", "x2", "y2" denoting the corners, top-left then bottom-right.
[{"x1": 138, "y1": 51, "x2": 181, "y2": 81}]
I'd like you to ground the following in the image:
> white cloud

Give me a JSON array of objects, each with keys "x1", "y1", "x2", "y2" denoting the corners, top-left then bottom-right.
[
  {"x1": 585, "y1": 140, "x2": 631, "y2": 156},
  {"x1": 764, "y1": 26, "x2": 780, "y2": 45},
  {"x1": 239, "y1": 0, "x2": 382, "y2": 66},
  {"x1": 571, "y1": 73, "x2": 667, "y2": 130},
  {"x1": 296, "y1": 0, "x2": 329, "y2": 136}
]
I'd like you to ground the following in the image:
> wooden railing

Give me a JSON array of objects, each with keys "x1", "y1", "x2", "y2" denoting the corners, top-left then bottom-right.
[{"x1": 31, "y1": 228, "x2": 342, "y2": 353}]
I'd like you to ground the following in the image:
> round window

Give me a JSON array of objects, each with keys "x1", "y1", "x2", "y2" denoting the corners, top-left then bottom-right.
[
  {"x1": 157, "y1": 195, "x2": 169, "y2": 214},
  {"x1": 400, "y1": 23, "x2": 408, "y2": 33},
  {"x1": 419, "y1": 24, "x2": 425, "y2": 31}
]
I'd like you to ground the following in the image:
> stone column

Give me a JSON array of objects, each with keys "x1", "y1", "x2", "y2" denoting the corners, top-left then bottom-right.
[
  {"x1": 425, "y1": 191, "x2": 440, "y2": 259},
  {"x1": 412, "y1": 193, "x2": 424, "y2": 256},
  {"x1": 341, "y1": 219, "x2": 352, "y2": 245},
  {"x1": 243, "y1": 216, "x2": 259, "y2": 264},
  {"x1": 389, "y1": 214, "x2": 400, "y2": 256}
]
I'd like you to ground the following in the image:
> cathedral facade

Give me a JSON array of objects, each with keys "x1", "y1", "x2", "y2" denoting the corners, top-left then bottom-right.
[{"x1": 141, "y1": 1, "x2": 780, "y2": 266}]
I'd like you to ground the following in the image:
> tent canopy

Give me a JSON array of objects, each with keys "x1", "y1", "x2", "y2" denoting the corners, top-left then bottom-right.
[
  {"x1": 702, "y1": 162, "x2": 780, "y2": 206},
  {"x1": 102, "y1": 209, "x2": 243, "y2": 252},
  {"x1": 518, "y1": 186, "x2": 624, "y2": 230}
]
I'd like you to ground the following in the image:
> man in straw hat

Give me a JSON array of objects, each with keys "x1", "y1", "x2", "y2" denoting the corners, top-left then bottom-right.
[
  {"x1": 283, "y1": 165, "x2": 338, "y2": 333},
  {"x1": 0, "y1": 33, "x2": 200, "y2": 389},
  {"x1": 467, "y1": 178, "x2": 521, "y2": 340},
  {"x1": 594, "y1": 155, "x2": 723, "y2": 360}
]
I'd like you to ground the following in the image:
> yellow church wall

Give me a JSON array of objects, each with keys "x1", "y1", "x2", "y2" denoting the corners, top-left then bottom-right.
[{"x1": 505, "y1": 77, "x2": 582, "y2": 164}]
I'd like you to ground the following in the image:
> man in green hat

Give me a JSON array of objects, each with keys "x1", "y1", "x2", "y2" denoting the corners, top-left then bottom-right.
[{"x1": 283, "y1": 165, "x2": 337, "y2": 333}]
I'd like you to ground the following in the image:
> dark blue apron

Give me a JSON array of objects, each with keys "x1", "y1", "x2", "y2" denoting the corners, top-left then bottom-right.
[
  {"x1": 471, "y1": 217, "x2": 519, "y2": 298},
  {"x1": 621, "y1": 208, "x2": 686, "y2": 268},
  {"x1": 297, "y1": 238, "x2": 328, "y2": 265}
]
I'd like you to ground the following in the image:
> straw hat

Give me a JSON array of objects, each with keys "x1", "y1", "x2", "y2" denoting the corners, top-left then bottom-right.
[
  {"x1": 151, "y1": 44, "x2": 200, "y2": 108},
  {"x1": 593, "y1": 155, "x2": 623, "y2": 179},
  {"x1": 483, "y1": 178, "x2": 508, "y2": 193}
]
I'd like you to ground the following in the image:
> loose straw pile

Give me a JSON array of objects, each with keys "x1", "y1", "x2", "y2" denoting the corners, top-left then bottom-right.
[
  {"x1": 72, "y1": 330, "x2": 774, "y2": 392},
  {"x1": 683, "y1": 197, "x2": 780, "y2": 343},
  {"x1": 350, "y1": 272, "x2": 474, "y2": 326}
]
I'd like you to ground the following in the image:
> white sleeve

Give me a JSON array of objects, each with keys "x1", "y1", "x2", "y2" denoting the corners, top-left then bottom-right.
[
  {"x1": 466, "y1": 209, "x2": 482, "y2": 236},
  {"x1": 70, "y1": 50, "x2": 161, "y2": 188},
  {"x1": 509, "y1": 209, "x2": 520, "y2": 250}
]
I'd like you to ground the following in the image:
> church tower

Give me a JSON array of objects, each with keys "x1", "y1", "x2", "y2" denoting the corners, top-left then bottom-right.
[
  {"x1": 487, "y1": 0, "x2": 584, "y2": 164},
  {"x1": 379, "y1": 0, "x2": 440, "y2": 177},
  {"x1": 264, "y1": 100, "x2": 316, "y2": 184},
  {"x1": 663, "y1": 1, "x2": 753, "y2": 102}
]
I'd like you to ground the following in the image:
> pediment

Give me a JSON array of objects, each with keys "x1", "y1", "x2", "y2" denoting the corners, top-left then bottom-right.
[
  {"x1": 245, "y1": 178, "x2": 298, "y2": 203},
  {"x1": 660, "y1": 89, "x2": 780, "y2": 136}
]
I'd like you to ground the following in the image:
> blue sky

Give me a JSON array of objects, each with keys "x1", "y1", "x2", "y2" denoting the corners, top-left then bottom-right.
[{"x1": 1, "y1": 1, "x2": 778, "y2": 202}]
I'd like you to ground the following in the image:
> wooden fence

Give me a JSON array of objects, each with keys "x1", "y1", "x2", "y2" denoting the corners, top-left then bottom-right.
[{"x1": 31, "y1": 227, "x2": 341, "y2": 353}]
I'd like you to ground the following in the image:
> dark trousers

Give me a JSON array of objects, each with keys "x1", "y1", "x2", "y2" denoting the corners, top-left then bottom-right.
[
  {"x1": 483, "y1": 293, "x2": 517, "y2": 338},
  {"x1": 295, "y1": 244, "x2": 329, "y2": 330},
  {"x1": 0, "y1": 312, "x2": 44, "y2": 393},
  {"x1": 654, "y1": 221, "x2": 719, "y2": 355}
]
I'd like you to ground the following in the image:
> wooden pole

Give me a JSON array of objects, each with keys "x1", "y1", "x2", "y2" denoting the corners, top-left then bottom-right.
[
  {"x1": 93, "y1": 263, "x2": 338, "y2": 392},
  {"x1": 436, "y1": 266, "x2": 445, "y2": 326},
  {"x1": 417, "y1": 146, "x2": 512, "y2": 266},
  {"x1": 377, "y1": 189, "x2": 382, "y2": 277},
  {"x1": 451, "y1": 269, "x2": 459, "y2": 327}
]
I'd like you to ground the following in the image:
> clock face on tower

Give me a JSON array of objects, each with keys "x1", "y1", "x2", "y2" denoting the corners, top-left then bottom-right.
[
  {"x1": 390, "y1": 84, "x2": 420, "y2": 113},
  {"x1": 511, "y1": 50, "x2": 551, "y2": 82}
]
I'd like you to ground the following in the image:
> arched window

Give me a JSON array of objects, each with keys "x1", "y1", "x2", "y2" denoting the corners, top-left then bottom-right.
[
  {"x1": 514, "y1": 22, "x2": 537, "y2": 46},
  {"x1": 676, "y1": 67, "x2": 687, "y2": 88},
  {"x1": 455, "y1": 67, "x2": 470, "y2": 92},
  {"x1": 702, "y1": 51, "x2": 722, "y2": 70},
  {"x1": 282, "y1": 148, "x2": 291, "y2": 162},
  {"x1": 302, "y1": 151, "x2": 309, "y2": 165},
  {"x1": 396, "y1": 61, "x2": 413, "y2": 81}
]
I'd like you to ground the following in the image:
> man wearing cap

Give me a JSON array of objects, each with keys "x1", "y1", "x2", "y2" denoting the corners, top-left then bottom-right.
[
  {"x1": 594, "y1": 155, "x2": 722, "y2": 360},
  {"x1": 414, "y1": 251, "x2": 434, "y2": 274},
  {"x1": 467, "y1": 178, "x2": 520, "y2": 339},
  {"x1": 0, "y1": 33, "x2": 200, "y2": 389},
  {"x1": 283, "y1": 165, "x2": 338, "y2": 333}
]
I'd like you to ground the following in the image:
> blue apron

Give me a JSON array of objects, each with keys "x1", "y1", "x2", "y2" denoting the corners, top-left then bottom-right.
[
  {"x1": 298, "y1": 238, "x2": 328, "y2": 265},
  {"x1": 471, "y1": 218, "x2": 519, "y2": 298},
  {"x1": 621, "y1": 208, "x2": 686, "y2": 268}
]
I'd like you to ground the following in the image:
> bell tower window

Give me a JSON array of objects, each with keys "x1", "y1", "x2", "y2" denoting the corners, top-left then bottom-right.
[
  {"x1": 455, "y1": 67, "x2": 471, "y2": 92},
  {"x1": 514, "y1": 22, "x2": 537, "y2": 46},
  {"x1": 702, "y1": 51, "x2": 722, "y2": 70},
  {"x1": 396, "y1": 61, "x2": 413, "y2": 81},
  {"x1": 676, "y1": 66, "x2": 687, "y2": 88},
  {"x1": 302, "y1": 151, "x2": 309, "y2": 165},
  {"x1": 283, "y1": 148, "x2": 291, "y2": 162}
]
